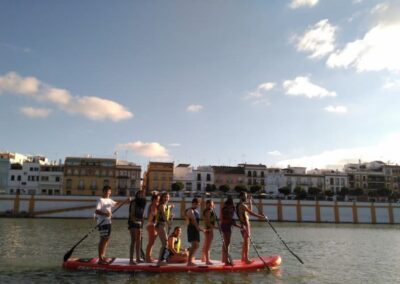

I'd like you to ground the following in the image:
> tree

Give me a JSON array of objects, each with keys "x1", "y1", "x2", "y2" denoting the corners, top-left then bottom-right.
[
  {"x1": 377, "y1": 187, "x2": 392, "y2": 197},
  {"x1": 308, "y1": 187, "x2": 322, "y2": 197},
  {"x1": 325, "y1": 190, "x2": 334, "y2": 197},
  {"x1": 219, "y1": 184, "x2": 230, "y2": 194},
  {"x1": 205, "y1": 184, "x2": 217, "y2": 193},
  {"x1": 234, "y1": 185, "x2": 247, "y2": 193},
  {"x1": 250, "y1": 185, "x2": 262, "y2": 194},
  {"x1": 349, "y1": 187, "x2": 364, "y2": 196},
  {"x1": 171, "y1": 182, "x2": 184, "y2": 192},
  {"x1": 339, "y1": 187, "x2": 349, "y2": 196},
  {"x1": 278, "y1": 186, "x2": 291, "y2": 196},
  {"x1": 293, "y1": 186, "x2": 306, "y2": 200}
]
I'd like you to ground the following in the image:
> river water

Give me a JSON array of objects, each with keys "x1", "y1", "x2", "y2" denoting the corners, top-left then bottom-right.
[{"x1": 1, "y1": 218, "x2": 400, "y2": 283}]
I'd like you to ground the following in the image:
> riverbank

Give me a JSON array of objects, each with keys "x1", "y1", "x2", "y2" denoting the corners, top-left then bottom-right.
[{"x1": 1, "y1": 194, "x2": 399, "y2": 224}]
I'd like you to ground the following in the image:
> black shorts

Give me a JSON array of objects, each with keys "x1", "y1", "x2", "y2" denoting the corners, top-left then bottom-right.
[
  {"x1": 187, "y1": 224, "x2": 200, "y2": 243},
  {"x1": 128, "y1": 221, "x2": 143, "y2": 229},
  {"x1": 98, "y1": 224, "x2": 112, "y2": 239}
]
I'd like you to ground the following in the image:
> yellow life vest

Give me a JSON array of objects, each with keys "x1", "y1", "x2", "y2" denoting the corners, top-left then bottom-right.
[{"x1": 174, "y1": 238, "x2": 181, "y2": 253}]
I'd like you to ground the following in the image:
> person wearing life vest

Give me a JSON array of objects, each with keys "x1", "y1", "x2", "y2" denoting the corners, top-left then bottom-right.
[
  {"x1": 201, "y1": 199, "x2": 216, "y2": 265},
  {"x1": 236, "y1": 191, "x2": 264, "y2": 264},
  {"x1": 128, "y1": 187, "x2": 147, "y2": 264},
  {"x1": 145, "y1": 191, "x2": 160, "y2": 263},
  {"x1": 185, "y1": 198, "x2": 204, "y2": 266},
  {"x1": 155, "y1": 192, "x2": 174, "y2": 266},
  {"x1": 166, "y1": 226, "x2": 188, "y2": 263}
]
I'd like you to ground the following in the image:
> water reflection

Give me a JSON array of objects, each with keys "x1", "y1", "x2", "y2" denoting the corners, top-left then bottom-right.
[{"x1": 1, "y1": 218, "x2": 400, "y2": 283}]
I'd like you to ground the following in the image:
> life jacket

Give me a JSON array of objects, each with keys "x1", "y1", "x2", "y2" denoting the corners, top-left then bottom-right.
[
  {"x1": 185, "y1": 207, "x2": 200, "y2": 226},
  {"x1": 156, "y1": 204, "x2": 172, "y2": 222},
  {"x1": 128, "y1": 197, "x2": 146, "y2": 224},
  {"x1": 174, "y1": 238, "x2": 181, "y2": 253}
]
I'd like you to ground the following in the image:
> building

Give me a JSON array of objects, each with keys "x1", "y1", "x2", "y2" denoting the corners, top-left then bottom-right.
[
  {"x1": 8, "y1": 156, "x2": 48, "y2": 195},
  {"x1": 115, "y1": 160, "x2": 141, "y2": 196},
  {"x1": 193, "y1": 166, "x2": 214, "y2": 192},
  {"x1": 63, "y1": 157, "x2": 117, "y2": 196},
  {"x1": 173, "y1": 164, "x2": 195, "y2": 192},
  {"x1": 238, "y1": 163, "x2": 267, "y2": 192},
  {"x1": 344, "y1": 161, "x2": 386, "y2": 193},
  {"x1": 144, "y1": 162, "x2": 174, "y2": 193},
  {"x1": 265, "y1": 168, "x2": 285, "y2": 194},
  {"x1": 39, "y1": 164, "x2": 64, "y2": 195},
  {"x1": 308, "y1": 169, "x2": 348, "y2": 194},
  {"x1": 213, "y1": 166, "x2": 245, "y2": 193},
  {"x1": 282, "y1": 166, "x2": 324, "y2": 193},
  {"x1": 383, "y1": 164, "x2": 400, "y2": 192}
]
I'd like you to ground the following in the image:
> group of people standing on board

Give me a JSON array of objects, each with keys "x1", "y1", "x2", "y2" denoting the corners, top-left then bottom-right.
[{"x1": 95, "y1": 185, "x2": 265, "y2": 266}]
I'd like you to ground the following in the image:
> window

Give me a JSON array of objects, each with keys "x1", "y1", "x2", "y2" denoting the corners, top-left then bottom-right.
[
  {"x1": 253, "y1": 171, "x2": 257, "y2": 177},
  {"x1": 206, "y1": 174, "x2": 211, "y2": 181},
  {"x1": 11, "y1": 175, "x2": 15, "y2": 181},
  {"x1": 66, "y1": 179, "x2": 72, "y2": 189},
  {"x1": 103, "y1": 179, "x2": 109, "y2": 187},
  {"x1": 197, "y1": 173, "x2": 201, "y2": 181},
  {"x1": 247, "y1": 171, "x2": 251, "y2": 177},
  {"x1": 78, "y1": 180, "x2": 84, "y2": 190},
  {"x1": 261, "y1": 171, "x2": 264, "y2": 177},
  {"x1": 55, "y1": 177, "x2": 60, "y2": 182}
]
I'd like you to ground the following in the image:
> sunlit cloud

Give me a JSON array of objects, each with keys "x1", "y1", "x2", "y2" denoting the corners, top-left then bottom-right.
[
  {"x1": 186, "y1": 104, "x2": 203, "y2": 113},
  {"x1": 276, "y1": 132, "x2": 400, "y2": 170},
  {"x1": 0, "y1": 72, "x2": 133, "y2": 121},
  {"x1": 295, "y1": 19, "x2": 337, "y2": 59},
  {"x1": 283, "y1": 76, "x2": 336, "y2": 98},
  {"x1": 20, "y1": 107, "x2": 51, "y2": 118},
  {"x1": 383, "y1": 77, "x2": 400, "y2": 91},
  {"x1": 324, "y1": 105, "x2": 347, "y2": 113},
  {"x1": 327, "y1": 3, "x2": 400, "y2": 73},
  {"x1": 289, "y1": 0, "x2": 318, "y2": 9},
  {"x1": 244, "y1": 81, "x2": 275, "y2": 106},
  {"x1": 117, "y1": 141, "x2": 170, "y2": 159},
  {"x1": 268, "y1": 150, "x2": 282, "y2": 156}
]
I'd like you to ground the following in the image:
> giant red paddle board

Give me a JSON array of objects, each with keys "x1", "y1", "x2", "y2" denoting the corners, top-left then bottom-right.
[{"x1": 63, "y1": 255, "x2": 281, "y2": 272}]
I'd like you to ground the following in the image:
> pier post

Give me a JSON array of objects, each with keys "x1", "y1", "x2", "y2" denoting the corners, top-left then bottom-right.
[
  {"x1": 388, "y1": 203, "x2": 394, "y2": 224},
  {"x1": 13, "y1": 193, "x2": 20, "y2": 216},
  {"x1": 352, "y1": 201, "x2": 358, "y2": 224},
  {"x1": 28, "y1": 194, "x2": 35, "y2": 216},
  {"x1": 334, "y1": 201, "x2": 340, "y2": 223},
  {"x1": 315, "y1": 201, "x2": 321, "y2": 223},
  {"x1": 277, "y1": 199, "x2": 283, "y2": 222},
  {"x1": 296, "y1": 200, "x2": 302, "y2": 222},
  {"x1": 371, "y1": 203, "x2": 376, "y2": 224}
]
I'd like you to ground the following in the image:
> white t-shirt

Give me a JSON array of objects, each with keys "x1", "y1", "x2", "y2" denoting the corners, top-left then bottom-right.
[{"x1": 95, "y1": 197, "x2": 117, "y2": 225}]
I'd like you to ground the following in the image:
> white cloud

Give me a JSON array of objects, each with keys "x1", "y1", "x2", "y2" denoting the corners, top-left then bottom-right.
[
  {"x1": 20, "y1": 107, "x2": 51, "y2": 118},
  {"x1": 169, "y1": 143, "x2": 181, "y2": 147},
  {"x1": 324, "y1": 105, "x2": 347, "y2": 113},
  {"x1": 117, "y1": 141, "x2": 170, "y2": 159},
  {"x1": 296, "y1": 19, "x2": 337, "y2": 59},
  {"x1": 268, "y1": 151, "x2": 282, "y2": 156},
  {"x1": 283, "y1": 76, "x2": 336, "y2": 98},
  {"x1": 244, "y1": 81, "x2": 275, "y2": 106},
  {"x1": 0, "y1": 72, "x2": 39, "y2": 95},
  {"x1": 327, "y1": 22, "x2": 400, "y2": 72},
  {"x1": 276, "y1": 132, "x2": 400, "y2": 170},
  {"x1": 383, "y1": 77, "x2": 400, "y2": 90},
  {"x1": 0, "y1": 72, "x2": 133, "y2": 122},
  {"x1": 186, "y1": 104, "x2": 203, "y2": 113},
  {"x1": 289, "y1": 0, "x2": 318, "y2": 9}
]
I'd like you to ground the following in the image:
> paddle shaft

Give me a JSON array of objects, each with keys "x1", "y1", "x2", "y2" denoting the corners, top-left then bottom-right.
[
  {"x1": 63, "y1": 200, "x2": 126, "y2": 262},
  {"x1": 265, "y1": 216, "x2": 304, "y2": 264},
  {"x1": 213, "y1": 209, "x2": 234, "y2": 266}
]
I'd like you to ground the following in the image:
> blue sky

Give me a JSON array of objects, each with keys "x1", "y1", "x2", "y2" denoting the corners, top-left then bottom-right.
[{"x1": 1, "y1": 0, "x2": 400, "y2": 170}]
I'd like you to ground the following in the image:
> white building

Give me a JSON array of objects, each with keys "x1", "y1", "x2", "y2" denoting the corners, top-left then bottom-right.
[
  {"x1": 265, "y1": 168, "x2": 285, "y2": 194},
  {"x1": 193, "y1": 166, "x2": 214, "y2": 192},
  {"x1": 238, "y1": 163, "x2": 267, "y2": 191},
  {"x1": 173, "y1": 164, "x2": 195, "y2": 192},
  {"x1": 282, "y1": 167, "x2": 324, "y2": 193},
  {"x1": 39, "y1": 164, "x2": 64, "y2": 195},
  {"x1": 308, "y1": 169, "x2": 348, "y2": 194}
]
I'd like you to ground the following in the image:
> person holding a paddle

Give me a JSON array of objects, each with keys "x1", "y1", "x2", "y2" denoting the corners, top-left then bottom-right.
[
  {"x1": 128, "y1": 187, "x2": 147, "y2": 264},
  {"x1": 185, "y1": 198, "x2": 204, "y2": 266},
  {"x1": 95, "y1": 185, "x2": 128, "y2": 265},
  {"x1": 236, "y1": 191, "x2": 264, "y2": 264},
  {"x1": 201, "y1": 199, "x2": 216, "y2": 265}
]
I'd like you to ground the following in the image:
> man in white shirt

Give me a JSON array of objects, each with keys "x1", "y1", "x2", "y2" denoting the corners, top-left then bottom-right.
[{"x1": 95, "y1": 185, "x2": 127, "y2": 264}]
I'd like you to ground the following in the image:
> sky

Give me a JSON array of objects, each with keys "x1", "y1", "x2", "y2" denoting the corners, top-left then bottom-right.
[{"x1": 1, "y1": 0, "x2": 400, "y2": 171}]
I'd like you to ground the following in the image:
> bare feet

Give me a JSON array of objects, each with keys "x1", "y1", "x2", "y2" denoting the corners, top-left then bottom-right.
[
  {"x1": 244, "y1": 259, "x2": 254, "y2": 264},
  {"x1": 129, "y1": 260, "x2": 137, "y2": 265},
  {"x1": 187, "y1": 262, "x2": 197, "y2": 267},
  {"x1": 206, "y1": 261, "x2": 213, "y2": 265}
]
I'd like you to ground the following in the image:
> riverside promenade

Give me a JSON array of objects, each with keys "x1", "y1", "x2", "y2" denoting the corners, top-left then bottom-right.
[{"x1": 1, "y1": 194, "x2": 399, "y2": 224}]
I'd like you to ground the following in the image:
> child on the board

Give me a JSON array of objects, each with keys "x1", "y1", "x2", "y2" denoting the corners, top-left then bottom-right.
[
  {"x1": 236, "y1": 191, "x2": 265, "y2": 264},
  {"x1": 145, "y1": 191, "x2": 160, "y2": 262},
  {"x1": 166, "y1": 226, "x2": 188, "y2": 263},
  {"x1": 128, "y1": 187, "x2": 147, "y2": 264},
  {"x1": 201, "y1": 199, "x2": 216, "y2": 265},
  {"x1": 185, "y1": 198, "x2": 204, "y2": 266}
]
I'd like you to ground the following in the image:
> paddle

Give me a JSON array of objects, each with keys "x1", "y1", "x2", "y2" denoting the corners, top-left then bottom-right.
[
  {"x1": 240, "y1": 225, "x2": 270, "y2": 271},
  {"x1": 161, "y1": 206, "x2": 174, "y2": 261},
  {"x1": 213, "y1": 208, "x2": 234, "y2": 266},
  {"x1": 63, "y1": 200, "x2": 127, "y2": 262},
  {"x1": 264, "y1": 216, "x2": 304, "y2": 264}
]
